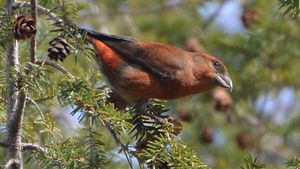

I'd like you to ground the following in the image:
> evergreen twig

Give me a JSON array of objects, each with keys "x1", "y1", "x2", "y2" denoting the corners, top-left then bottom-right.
[
  {"x1": 26, "y1": 97, "x2": 44, "y2": 119},
  {"x1": 35, "y1": 60, "x2": 74, "y2": 79},
  {"x1": 21, "y1": 143, "x2": 45, "y2": 153},
  {"x1": 14, "y1": 1, "x2": 63, "y2": 24},
  {"x1": 4, "y1": 159, "x2": 20, "y2": 169}
]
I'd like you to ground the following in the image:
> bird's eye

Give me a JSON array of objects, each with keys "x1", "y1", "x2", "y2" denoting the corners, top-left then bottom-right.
[
  {"x1": 213, "y1": 61, "x2": 224, "y2": 73},
  {"x1": 213, "y1": 61, "x2": 220, "y2": 67}
]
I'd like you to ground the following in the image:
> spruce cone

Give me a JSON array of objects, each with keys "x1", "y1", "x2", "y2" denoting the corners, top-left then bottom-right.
[
  {"x1": 13, "y1": 15, "x2": 36, "y2": 40},
  {"x1": 200, "y1": 127, "x2": 214, "y2": 144},
  {"x1": 242, "y1": 8, "x2": 259, "y2": 28},
  {"x1": 212, "y1": 88, "x2": 233, "y2": 112},
  {"x1": 186, "y1": 37, "x2": 203, "y2": 53},
  {"x1": 176, "y1": 109, "x2": 193, "y2": 122},
  {"x1": 236, "y1": 132, "x2": 253, "y2": 150},
  {"x1": 48, "y1": 36, "x2": 70, "y2": 62}
]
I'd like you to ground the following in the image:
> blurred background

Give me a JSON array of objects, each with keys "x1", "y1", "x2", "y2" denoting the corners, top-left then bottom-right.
[
  {"x1": 1, "y1": 0, "x2": 300, "y2": 168},
  {"x1": 56, "y1": 0, "x2": 300, "y2": 168},
  {"x1": 73, "y1": 0, "x2": 300, "y2": 168}
]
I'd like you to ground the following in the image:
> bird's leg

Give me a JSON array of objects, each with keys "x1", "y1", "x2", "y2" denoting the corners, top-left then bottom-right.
[
  {"x1": 134, "y1": 100, "x2": 165, "y2": 124},
  {"x1": 133, "y1": 100, "x2": 148, "y2": 115},
  {"x1": 106, "y1": 90, "x2": 128, "y2": 110}
]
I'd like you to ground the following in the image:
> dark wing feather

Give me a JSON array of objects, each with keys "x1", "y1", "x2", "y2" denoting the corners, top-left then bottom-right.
[{"x1": 85, "y1": 29, "x2": 188, "y2": 81}]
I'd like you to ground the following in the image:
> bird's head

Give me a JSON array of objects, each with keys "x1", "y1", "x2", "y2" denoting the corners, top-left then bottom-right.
[{"x1": 192, "y1": 53, "x2": 233, "y2": 92}]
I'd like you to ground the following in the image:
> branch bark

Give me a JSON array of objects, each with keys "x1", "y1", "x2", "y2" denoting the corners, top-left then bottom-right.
[
  {"x1": 6, "y1": 0, "x2": 22, "y2": 168},
  {"x1": 21, "y1": 143, "x2": 45, "y2": 153},
  {"x1": 35, "y1": 60, "x2": 75, "y2": 79},
  {"x1": 14, "y1": 1, "x2": 63, "y2": 24},
  {"x1": 6, "y1": 90, "x2": 26, "y2": 169},
  {"x1": 4, "y1": 159, "x2": 20, "y2": 169},
  {"x1": 0, "y1": 141, "x2": 11, "y2": 148},
  {"x1": 104, "y1": 121, "x2": 134, "y2": 168},
  {"x1": 26, "y1": 97, "x2": 45, "y2": 119}
]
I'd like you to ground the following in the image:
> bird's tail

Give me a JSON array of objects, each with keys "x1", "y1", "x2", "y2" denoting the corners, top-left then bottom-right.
[
  {"x1": 47, "y1": 24, "x2": 134, "y2": 62},
  {"x1": 81, "y1": 28, "x2": 135, "y2": 42}
]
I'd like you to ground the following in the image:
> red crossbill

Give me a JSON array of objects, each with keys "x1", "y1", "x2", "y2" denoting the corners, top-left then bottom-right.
[{"x1": 84, "y1": 30, "x2": 233, "y2": 104}]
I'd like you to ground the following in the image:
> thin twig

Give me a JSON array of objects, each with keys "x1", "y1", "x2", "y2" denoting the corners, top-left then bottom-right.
[
  {"x1": 4, "y1": 159, "x2": 20, "y2": 169},
  {"x1": 30, "y1": 0, "x2": 37, "y2": 63},
  {"x1": 203, "y1": 0, "x2": 227, "y2": 30},
  {"x1": 35, "y1": 60, "x2": 74, "y2": 79},
  {"x1": 104, "y1": 121, "x2": 133, "y2": 168},
  {"x1": 0, "y1": 141, "x2": 11, "y2": 148},
  {"x1": 26, "y1": 97, "x2": 45, "y2": 119},
  {"x1": 102, "y1": 0, "x2": 203, "y2": 17},
  {"x1": 13, "y1": 1, "x2": 63, "y2": 24},
  {"x1": 21, "y1": 143, "x2": 45, "y2": 153},
  {"x1": 104, "y1": 122, "x2": 127, "y2": 150}
]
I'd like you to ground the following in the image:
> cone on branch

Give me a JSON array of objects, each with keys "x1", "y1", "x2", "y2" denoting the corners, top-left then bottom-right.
[
  {"x1": 199, "y1": 127, "x2": 214, "y2": 144},
  {"x1": 48, "y1": 36, "x2": 70, "y2": 62},
  {"x1": 212, "y1": 88, "x2": 233, "y2": 112},
  {"x1": 176, "y1": 109, "x2": 193, "y2": 122},
  {"x1": 13, "y1": 15, "x2": 37, "y2": 40},
  {"x1": 235, "y1": 132, "x2": 253, "y2": 150},
  {"x1": 241, "y1": 8, "x2": 259, "y2": 28},
  {"x1": 185, "y1": 37, "x2": 203, "y2": 53}
]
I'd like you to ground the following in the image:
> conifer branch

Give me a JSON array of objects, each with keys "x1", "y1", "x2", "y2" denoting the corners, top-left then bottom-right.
[
  {"x1": 3, "y1": 159, "x2": 20, "y2": 169},
  {"x1": 26, "y1": 97, "x2": 44, "y2": 119},
  {"x1": 21, "y1": 143, "x2": 45, "y2": 153},
  {"x1": 0, "y1": 141, "x2": 11, "y2": 148},
  {"x1": 35, "y1": 60, "x2": 74, "y2": 79},
  {"x1": 14, "y1": 1, "x2": 63, "y2": 24},
  {"x1": 5, "y1": 0, "x2": 23, "y2": 168},
  {"x1": 104, "y1": 122, "x2": 127, "y2": 151},
  {"x1": 104, "y1": 121, "x2": 134, "y2": 169}
]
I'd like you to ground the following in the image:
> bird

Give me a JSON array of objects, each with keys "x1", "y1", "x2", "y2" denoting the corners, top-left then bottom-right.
[{"x1": 83, "y1": 29, "x2": 233, "y2": 105}]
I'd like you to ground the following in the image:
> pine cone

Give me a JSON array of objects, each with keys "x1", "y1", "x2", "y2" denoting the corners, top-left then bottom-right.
[
  {"x1": 48, "y1": 36, "x2": 70, "y2": 61},
  {"x1": 242, "y1": 8, "x2": 259, "y2": 28},
  {"x1": 200, "y1": 127, "x2": 214, "y2": 144},
  {"x1": 236, "y1": 132, "x2": 253, "y2": 150},
  {"x1": 212, "y1": 88, "x2": 233, "y2": 112},
  {"x1": 176, "y1": 109, "x2": 193, "y2": 122},
  {"x1": 186, "y1": 38, "x2": 203, "y2": 53},
  {"x1": 13, "y1": 15, "x2": 36, "y2": 40}
]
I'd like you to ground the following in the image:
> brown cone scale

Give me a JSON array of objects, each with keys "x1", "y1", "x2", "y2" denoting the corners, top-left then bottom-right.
[
  {"x1": 236, "y1": 132, "x2": 253, "y2": 150},
  {"x1": 48, "y1": 36, "x2": 70, "y2": 62},
  {"x1": 200, "y1": 127, "x2": 214, "y2": 144},
  {"x1": 176, "y1": 109, "x2": 193, "y2": 122},
  {"x1": 242, "y1": 8, "x2": 259, "y2": 28},
  {"x1": 212, "y1": 88, "x2": 233, "y2": 112},
  {"x1": 13, "y1": 15, "x2": 37, "y2": 40}
]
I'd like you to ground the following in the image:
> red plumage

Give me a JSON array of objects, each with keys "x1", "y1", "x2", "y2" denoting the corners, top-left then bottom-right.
[{"x1": 86, "y1": 30, "x2": 233, "y2": 103}]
